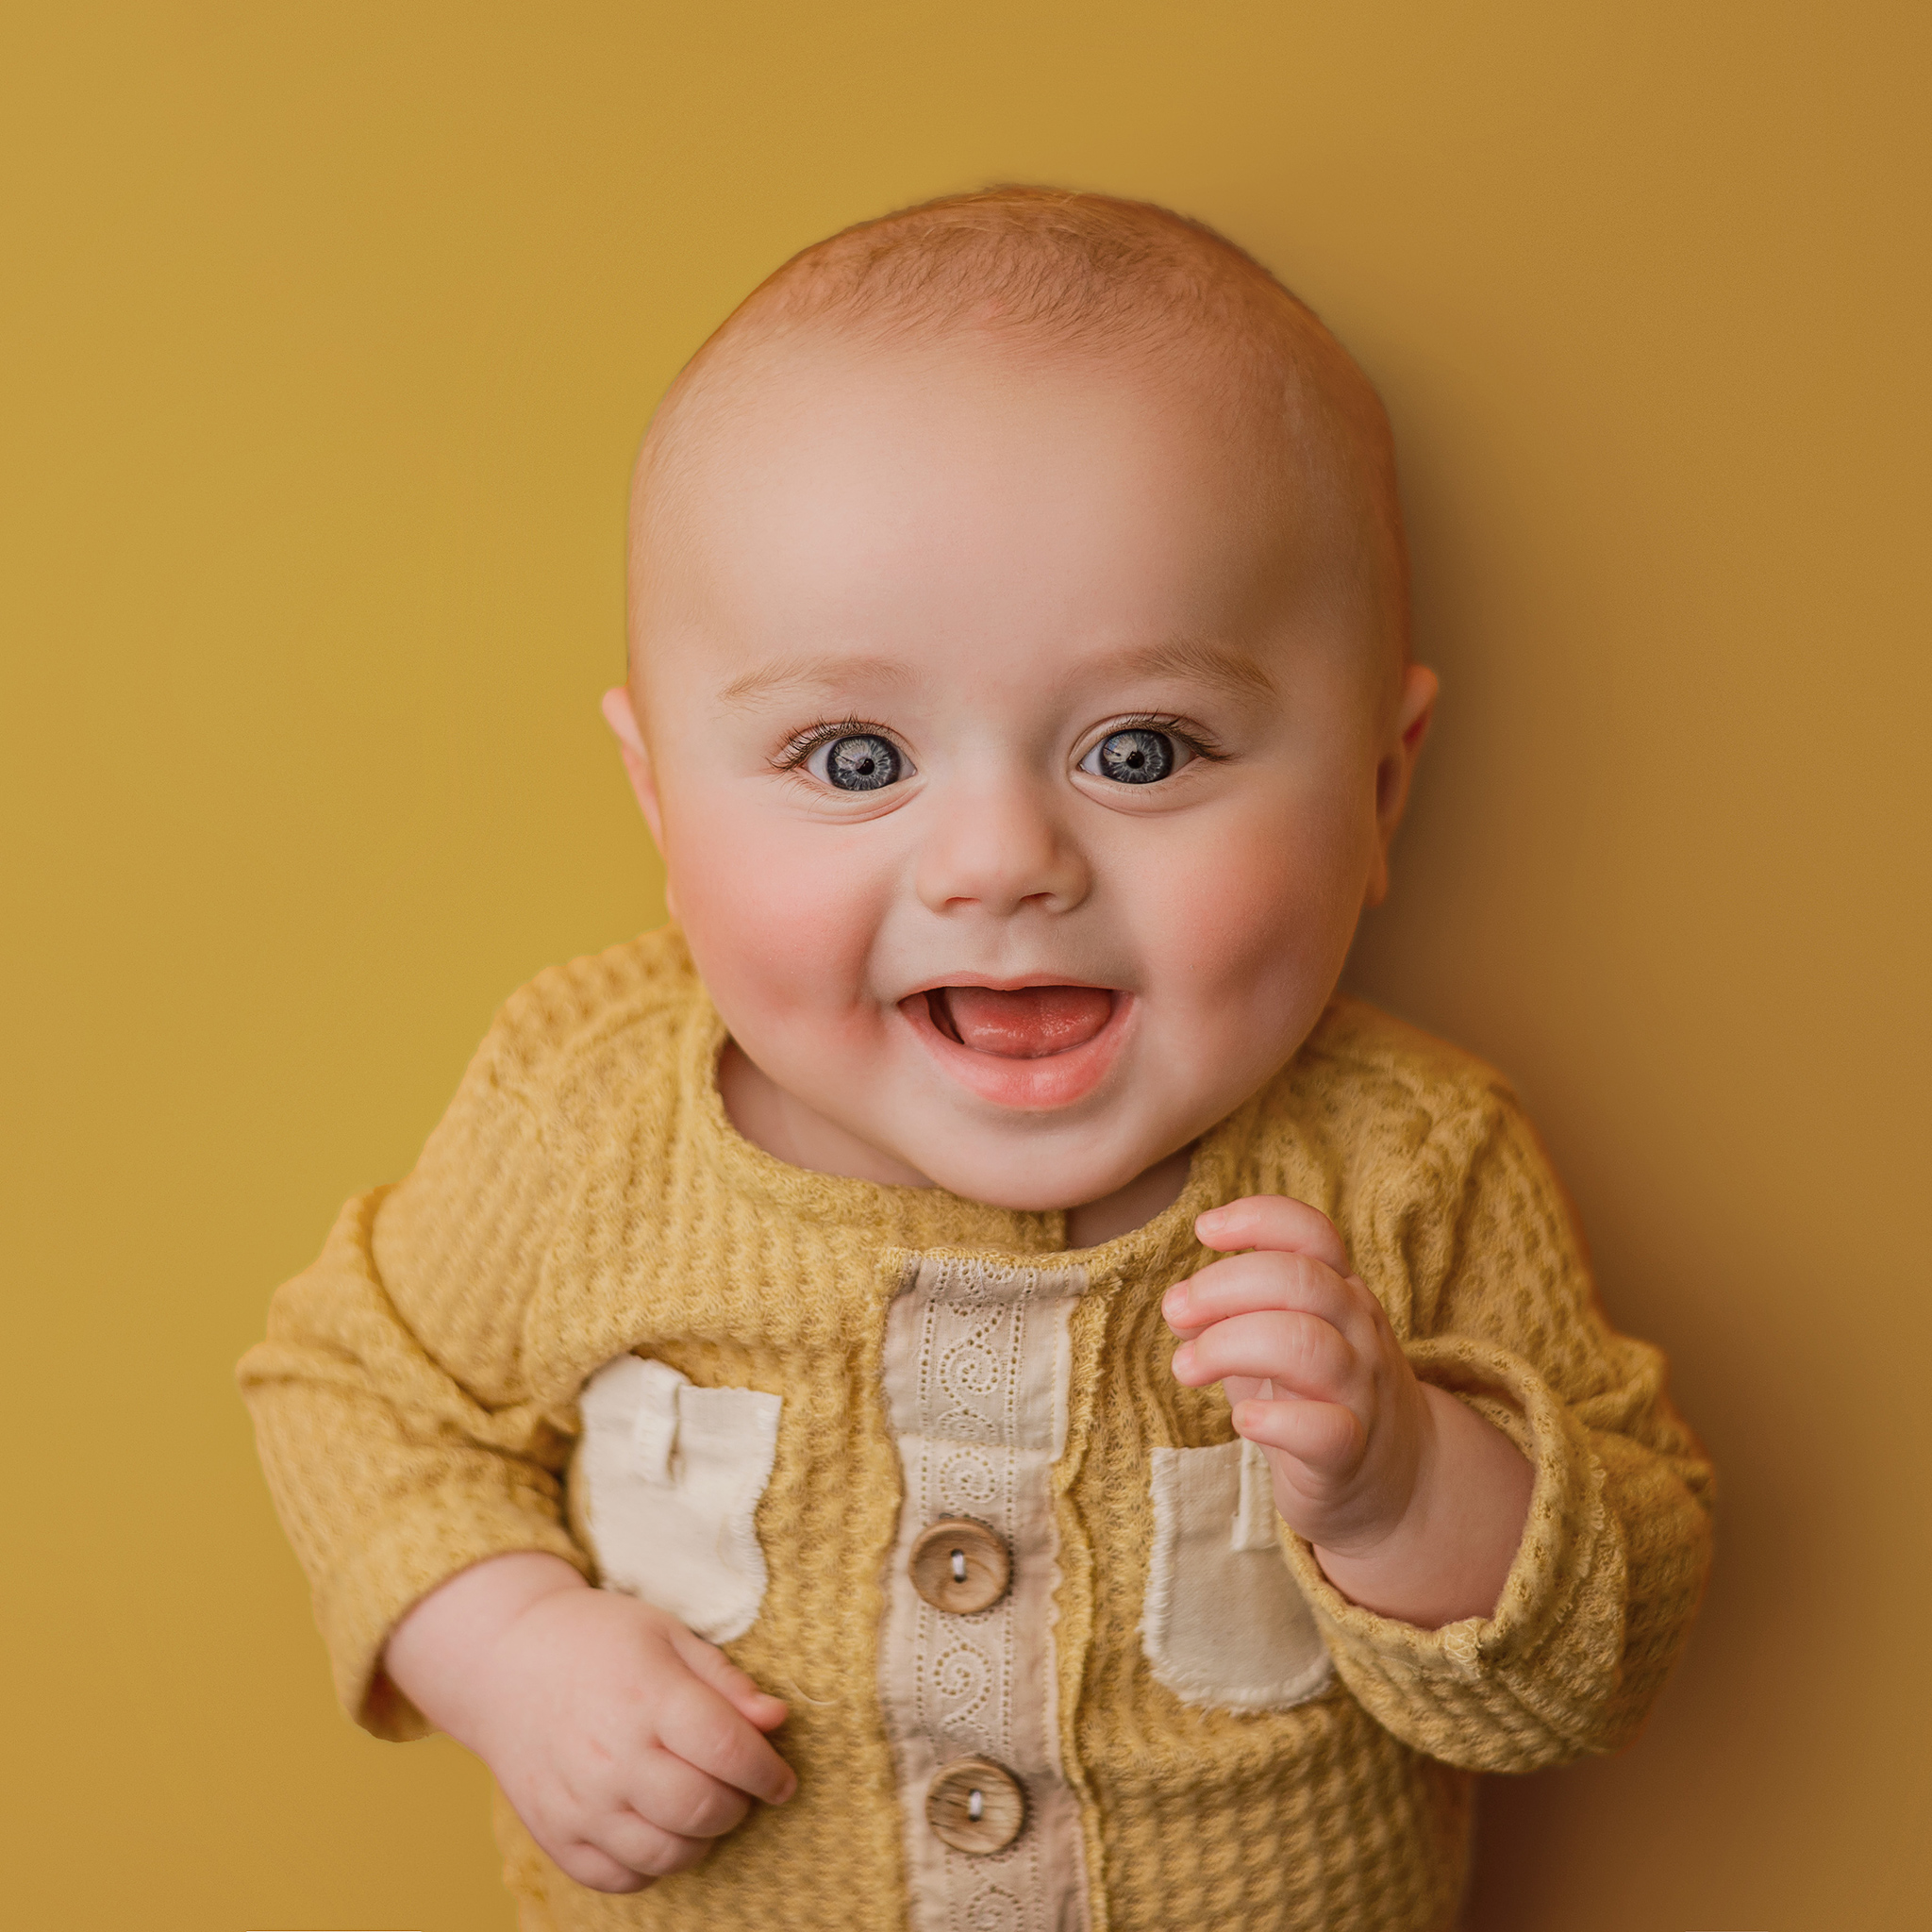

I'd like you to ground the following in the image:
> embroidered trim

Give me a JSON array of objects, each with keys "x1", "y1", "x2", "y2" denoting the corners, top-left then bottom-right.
[
  {"x1": 1142, "y1": 1440, "x2": 1334, "y2": 1712},
  {"x1": 878, "y1": 1257, "x2": 1092, "y2": 1932}
]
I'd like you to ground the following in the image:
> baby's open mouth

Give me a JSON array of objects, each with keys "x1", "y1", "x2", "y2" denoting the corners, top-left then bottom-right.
[{"x1": 919, "y1": 985, "x2": 1115, "y2": 1059}]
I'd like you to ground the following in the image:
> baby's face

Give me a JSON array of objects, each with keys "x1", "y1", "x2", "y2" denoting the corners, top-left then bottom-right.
[{"x1": 619, "y1": 336, "x2": 1430, "y2": 1214}]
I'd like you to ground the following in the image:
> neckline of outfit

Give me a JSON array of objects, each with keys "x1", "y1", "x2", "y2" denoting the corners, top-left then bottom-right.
[{"x1": 675, "y1": 980, "x2": 1254, "y2": 1285}]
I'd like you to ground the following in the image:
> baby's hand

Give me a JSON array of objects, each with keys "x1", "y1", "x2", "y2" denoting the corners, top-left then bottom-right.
[
  {"x1": 1164, "y1": 1195, "x2": 1533, "y2": 1626},
  {"x1": 383, "y1": 1553, "x2": 795, "y2": 1893},
  {"x1": 1164, "y1": 1195, "x2": 1430, "y2": 1557}
]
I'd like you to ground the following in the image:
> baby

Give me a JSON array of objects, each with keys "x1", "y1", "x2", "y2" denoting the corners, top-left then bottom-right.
[{"x1": 242, "y1": 189, "x2": 1713, "y2": 1932}]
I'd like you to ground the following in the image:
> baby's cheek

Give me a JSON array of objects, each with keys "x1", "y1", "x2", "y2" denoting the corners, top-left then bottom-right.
[
  {"x1": 665, "y1": 804, "x2": 892, "y2": 1025},
  {"x1": 1142, "y1": 807, "x2": 1365, "y2": 1020}
]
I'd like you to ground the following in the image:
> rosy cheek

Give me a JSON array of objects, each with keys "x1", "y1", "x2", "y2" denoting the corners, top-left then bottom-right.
[
  {"x1": 661, "y1": 795, "x2": 890, "y2": 1024},
  {"x1": 1140, "y1": 804, "x2": 1366, "y2": 1017}
]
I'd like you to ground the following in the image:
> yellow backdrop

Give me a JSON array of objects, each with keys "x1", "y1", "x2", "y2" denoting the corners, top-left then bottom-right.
[{"x1": 6, "y1": 4, "x2": 1926, "y2": 1926}]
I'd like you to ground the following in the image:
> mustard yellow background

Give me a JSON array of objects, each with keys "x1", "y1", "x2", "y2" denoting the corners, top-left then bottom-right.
[{"x1": 5, "y1": 3, "x2": 1926, "y2": 1926}]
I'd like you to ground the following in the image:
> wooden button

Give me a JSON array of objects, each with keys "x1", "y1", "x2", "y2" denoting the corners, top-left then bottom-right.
[
  {"x1": 925, "y1": 1756, "x2": 1026, "y2": 1855},
  {"x1": 909, "y1": 1518, "x2": 1011, "y2": 1615}
]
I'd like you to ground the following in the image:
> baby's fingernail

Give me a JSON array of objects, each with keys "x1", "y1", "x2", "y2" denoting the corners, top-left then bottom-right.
[
  {"x1": 1172, "y1": 1341, "x2": 1194, "y2": 1375},
  {"x1": 1162, "y1": 1285, "x2": 1187, "y2": 1318}
]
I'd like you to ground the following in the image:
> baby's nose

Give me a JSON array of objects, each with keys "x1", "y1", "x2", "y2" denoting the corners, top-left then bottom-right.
[{"x1": 913, "y1": 779, "x2": 1090, "y2": 917}]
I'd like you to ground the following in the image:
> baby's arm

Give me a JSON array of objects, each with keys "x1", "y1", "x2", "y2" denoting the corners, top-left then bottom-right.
[
  {"x1": 1167, "y1": 1194, "x2": 1533, "y2": 1627},
  {"x1": 239, "y1": 979, "x2": 797, "y2": 1891},
  {"x1": 1167, "y1": 1102, "x2": 1713, "y2": 1773},
  {"x1": 385, "y1": 1553, "x2": 794, "y2": 1893}
]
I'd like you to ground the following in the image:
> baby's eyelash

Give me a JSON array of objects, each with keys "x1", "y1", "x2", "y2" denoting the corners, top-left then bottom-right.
[
  {"x1": 769, "y1": 712, "x2": 1225, "y2": 773},
  {"x1": 769, "y1": 718, "x2": 898, "y2": 771},
  {"x1": 1107, "y1": 712, "x2": 1230, "y2": 760}
]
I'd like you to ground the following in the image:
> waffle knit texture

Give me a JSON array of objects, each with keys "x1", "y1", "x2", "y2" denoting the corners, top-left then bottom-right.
[{"x1": 239, "y1": 928, "x2": 1713, "y2": 1932}]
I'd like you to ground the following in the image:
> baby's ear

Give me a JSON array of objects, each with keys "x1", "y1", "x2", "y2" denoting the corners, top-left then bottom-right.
[
  {"x1": 1365, "y1": 664, "x2": 1439, "y2": 907},
  {"x1": 601, "y1": 685, "x2": 665, "y2": 844}
]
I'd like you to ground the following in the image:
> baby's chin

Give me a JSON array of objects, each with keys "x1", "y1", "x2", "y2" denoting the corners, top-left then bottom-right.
[
  {"x1": 868, "y1": 1105, "x2": 1192, "y2": 1222},
  {"x1": 720, "y1": 993, "x2": 1244, "y2": 1220}
]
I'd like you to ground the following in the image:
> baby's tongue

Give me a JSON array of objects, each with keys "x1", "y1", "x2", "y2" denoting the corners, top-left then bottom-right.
[{"x1": 938, "y1": 985, "x2": 1113, "y2": 1059}]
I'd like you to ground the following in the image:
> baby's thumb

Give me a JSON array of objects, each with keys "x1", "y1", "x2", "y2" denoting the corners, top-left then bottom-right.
[{"x1": 673, "y1": 1626, "x2": 789, "y2": 1729}]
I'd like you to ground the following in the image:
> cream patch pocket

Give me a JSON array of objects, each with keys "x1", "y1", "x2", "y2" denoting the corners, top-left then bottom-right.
[
  {"x1": 1141, "y1": 1438, "x2": 1334, "y2": 1711},
  {"x1": 575, "y1": 1354, "x2": 782, "y2": 1643}
]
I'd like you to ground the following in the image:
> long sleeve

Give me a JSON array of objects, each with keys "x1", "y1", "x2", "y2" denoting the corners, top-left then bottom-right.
[
  {"x1": 1277, "y1": 1094, "x2": 1715, "y2": 1773},
  {"x1": 237, "y1": 1041, "x2": 591, "y2": 1739}
]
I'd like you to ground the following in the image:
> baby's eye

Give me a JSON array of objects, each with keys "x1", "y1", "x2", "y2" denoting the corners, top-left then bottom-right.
[
  {"x1": 809, "y1": 730, "x2": 911, "y2": 792},
  {"x1": 1080, "y1": 726, "x2": 1189, "y2": 785}
]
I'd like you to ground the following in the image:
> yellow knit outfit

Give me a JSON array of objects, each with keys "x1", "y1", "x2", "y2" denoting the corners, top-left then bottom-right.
[{"x1": 239, "y1": 928, "x2": 1712, "y2": 1932}]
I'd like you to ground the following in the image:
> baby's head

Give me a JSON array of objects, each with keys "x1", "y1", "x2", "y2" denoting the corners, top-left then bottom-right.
[{"x1": 606, "y1": 188, "x2": 1436, "y2": 1224}]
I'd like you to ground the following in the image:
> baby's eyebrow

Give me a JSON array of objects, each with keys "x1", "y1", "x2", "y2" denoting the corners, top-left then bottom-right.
[
  {"x1": 718, "y1": 654, "x2": 919, "y2": 708},
  {"x1": 1105, "y1": 638, "x2": 1277, "y2": 705},
  {"x1": 715, "y1": 639, "x2": 1274, "y2": 709}
]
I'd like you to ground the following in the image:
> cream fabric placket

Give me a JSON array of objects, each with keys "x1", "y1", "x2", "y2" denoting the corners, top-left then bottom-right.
[{"x1": 877, "y1": 1254, "x2": 1092, "y2": 1932}]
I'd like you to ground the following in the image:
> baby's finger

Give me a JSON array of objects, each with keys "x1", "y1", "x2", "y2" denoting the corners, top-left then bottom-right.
[
  {"x1": 625, "y1": 1748, "x2": 755, "y2": 1840},
  {"x1": 657, "y1": 1674, "x2": 799, "y2": 1807},
  {"x1": 1233, "y1": 1395, "x2": 1365, "y2": 1478},
  {"x1": 589, "y1": 1805, "x2": 710, "y2": 1880},
  {"x1": 549, "y1": 1837, "x2": 654, "y2": 1894},
  {"x1": 670, "y1": 1624, "x2": 791, "y2": 1732},
  {"x1": 1163, "y1": 1249, "x2": 1358, "y2": 1341},
  {"x1": 1195, "y1": 1195, "x2": 1351, "y2": 1273},
  {"x1": 1172, "y1": 1308, "x2": 1355, "y2": 1404}
]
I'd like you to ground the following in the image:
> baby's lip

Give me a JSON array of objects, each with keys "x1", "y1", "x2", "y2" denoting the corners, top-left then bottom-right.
[
  {"x1": 901, "y1": 972, "x2": 1118, "y2": 998},
  {"x1": 897, "y1": 979, "x2": 1134, "y2": 1110}
]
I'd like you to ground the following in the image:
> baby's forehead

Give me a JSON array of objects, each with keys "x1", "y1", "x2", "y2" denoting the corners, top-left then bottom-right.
[
  {"x1": 657, "y1": 342, "x2": 1301, "y2": 586},
  {"x1": 633, "y1": 373, "x2": 1392, "y2": 745},
  {"x1": 638, "y1": 336, "x2": 1395, "y2": 684},
  {"x1": 663, "y1": 324, "x2": 1298, "y2": 506}
]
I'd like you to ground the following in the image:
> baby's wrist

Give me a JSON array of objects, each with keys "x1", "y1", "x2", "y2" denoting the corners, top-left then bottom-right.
[
  {"x1": 383, "y1": 1550, "x2": 588, "y2": 1740},
  {"x1": 1309, "y1": 1385, "x2": 1530, "y2": 1627}
]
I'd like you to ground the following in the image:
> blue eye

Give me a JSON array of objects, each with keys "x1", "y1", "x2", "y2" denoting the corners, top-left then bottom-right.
[
  {"x1": 1086, "y1": 727, "x2": 1175, "y2": 785},
  {"x1": 822, "y1": 732, "x2": 905, "y2": 791}
]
